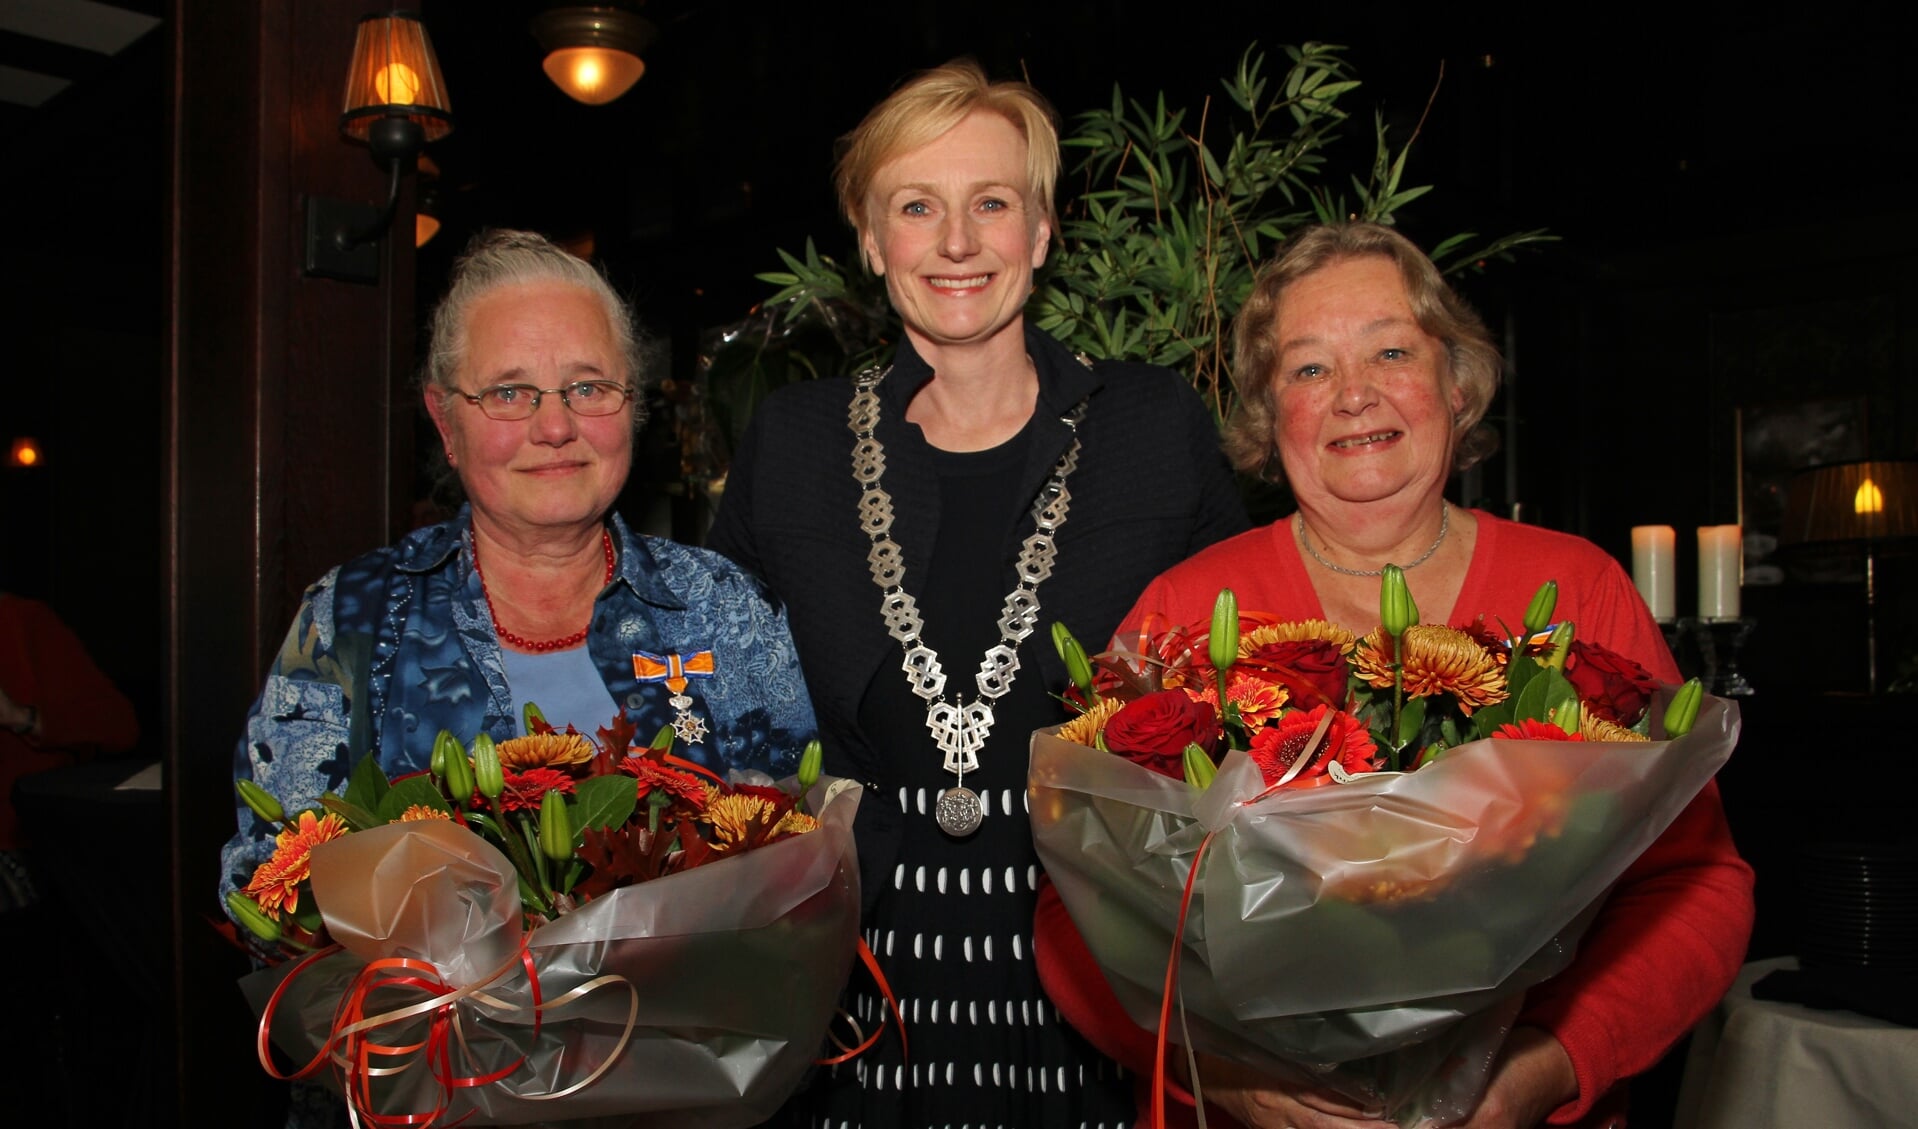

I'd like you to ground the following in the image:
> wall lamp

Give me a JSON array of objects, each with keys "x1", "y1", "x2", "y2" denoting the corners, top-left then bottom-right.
[
  {"x1": 531, "y1": 4, "x2": 656, "y2": 105},
  {"x1": 305, "y1": 12, "x2": 453, "y2": 283}
]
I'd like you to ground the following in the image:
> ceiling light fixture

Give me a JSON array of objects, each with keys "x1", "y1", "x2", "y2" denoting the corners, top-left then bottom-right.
[{"x1": 531, "y1": 5, "x2": 657, "y2": 106}]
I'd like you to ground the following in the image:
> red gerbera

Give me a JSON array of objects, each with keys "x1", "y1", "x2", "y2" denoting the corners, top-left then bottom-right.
[
  {"x1": 1492, "y1": 717, "x2": 1585, "y2": 742},
  {"x1": 1248, "y1": 704, "x2": 1378, "y2": 788},
  {"x1": 619, "y1": 756, "x2": 708, "y2": 804},
  {"x1": 242, "y1": 810, "x2": 350, "y2": 915},
  {"x1": 500, "y1": 766, "x2": 577, "y2": 812}
]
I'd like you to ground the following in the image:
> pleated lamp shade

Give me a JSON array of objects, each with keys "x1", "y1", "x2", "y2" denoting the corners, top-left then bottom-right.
[
  {"x1": 340, "y1": 12, "x2": 453, "y2": 143},
  {"x1": 1779, "y1": 460, "x2": 1918, "y2": 550}
]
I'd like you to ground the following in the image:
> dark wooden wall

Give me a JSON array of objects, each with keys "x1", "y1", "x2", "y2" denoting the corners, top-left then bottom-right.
[{"x1": 165, "y1": 0, "x2": 416, "y2": 1118}]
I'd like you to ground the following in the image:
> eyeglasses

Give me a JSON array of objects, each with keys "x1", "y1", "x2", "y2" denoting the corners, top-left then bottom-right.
[{"x1": 452, "y1": 380, "x2": 634, "y2": 421}]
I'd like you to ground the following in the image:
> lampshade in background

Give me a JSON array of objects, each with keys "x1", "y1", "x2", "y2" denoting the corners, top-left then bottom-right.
[
  {"x1": 531, "y1": 5, "x2": 657, "y2": 105},
  {"x1": 1779, "y1": 460, "x2": 1918, "y2": 549},
  {"x1": 9, "y1": 438, "x2": 42, "y2": 468},
  {"x1": 1778, "y1": 459, "x2": 1918, "y2": 694},
  {"x1": 341, "y1": 12, "x2": 453, "y2": 144}
]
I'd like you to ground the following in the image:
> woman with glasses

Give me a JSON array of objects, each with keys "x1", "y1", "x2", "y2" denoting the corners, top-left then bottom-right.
[{"x1": 221, "y1": 230, "x2": 816, "y2": 931}]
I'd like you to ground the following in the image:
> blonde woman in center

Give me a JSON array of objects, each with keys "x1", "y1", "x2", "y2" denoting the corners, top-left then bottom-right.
[{"x1": 710, "y1": 59, "x2": 1247, "y2": 1128}]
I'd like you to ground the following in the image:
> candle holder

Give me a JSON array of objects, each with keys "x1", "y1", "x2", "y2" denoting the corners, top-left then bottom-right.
[
  {"x1": 1657, "y1": 619, "x2": 1692, "y2": 680},
  {"x1": 1682, "y1": 616, "x2": 1756, "y2": 697}
]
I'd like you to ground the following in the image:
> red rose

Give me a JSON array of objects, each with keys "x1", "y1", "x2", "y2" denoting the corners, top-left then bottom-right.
[
  {"x1": 1103, "y1": 690, "x2": 1220, "y2": 777},
  {"x1": 1241, "y1": 639, "x2": 1349, "y2": 709},
  {"x1": 1564, "y1": 640, "x2": 1659, "y2": 726}
]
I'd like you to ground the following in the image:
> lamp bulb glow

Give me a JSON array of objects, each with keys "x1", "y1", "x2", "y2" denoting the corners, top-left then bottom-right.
[
  {"x1": 375, "y1": 61, "x2": 421, "y2": 106},
  {"x1": 1855, "y1": 476, "x2": 1884, "y2": 515}
]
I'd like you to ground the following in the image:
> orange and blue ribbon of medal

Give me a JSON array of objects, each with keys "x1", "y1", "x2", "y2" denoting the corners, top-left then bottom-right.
[
  {"x1": 631, "y1": 649, "x2": 715, "y2": 693},
  {"x1": 633, "y1": 650, "x2": 717, "y2": 743}
]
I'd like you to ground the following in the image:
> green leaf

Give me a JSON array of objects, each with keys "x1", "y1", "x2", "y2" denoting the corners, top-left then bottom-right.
[
  {"x1": 377, "y1": 776, "x2": 451, "y2": 823},
  {"x1": 571, "y1": 774, "x2": 639, "y2": 834},
  {"x1": 317, "y1": 793, "x2": 381, "y2": 832},
  {"x1": 1394, "y1": 695, "x2": 1428, "y2": 750},
  {"x1": 341, "y1": 752, "x2": 390, "y2": 815}
]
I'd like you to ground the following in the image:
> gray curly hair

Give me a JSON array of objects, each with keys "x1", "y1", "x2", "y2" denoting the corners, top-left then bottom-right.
[{"x1": 423, "y1": 228, "x2": 648, "y2": 432}]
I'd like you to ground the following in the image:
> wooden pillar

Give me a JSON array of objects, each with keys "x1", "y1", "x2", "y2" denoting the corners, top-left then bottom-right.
[{"x1": 164, "y1": 0, "x2": 416, "y2": 1117}]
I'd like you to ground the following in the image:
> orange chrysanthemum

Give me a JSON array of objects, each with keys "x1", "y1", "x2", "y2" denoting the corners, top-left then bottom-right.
[
  {"x1": 1057, "y1": 697, "x2": 1124, "y2": 748},
  {"x1": 1580, "y1": 704, "x2": 1647, "y2": 743},
  {"x1": 1354, "y1": 625, "x2": 1509, "y2": 714},
  {"x1": 702, "y1": 792, "x2": 778, "y2": 848},
  {"x1": 1240, "y1": 619, "x2": 1356, "y2": 656},
  {"x1": 496, "y1": 731, "x2": 595, "y2": 770},
  {"x1": 394, "y1": 805, "x2": 453, "y2": 822},
  {"x1": 774, "y1": 809, "x2": 820, "y2": 837},
  {"x1": 243, "y1": 810, "x2": 350, "y2": 915}
]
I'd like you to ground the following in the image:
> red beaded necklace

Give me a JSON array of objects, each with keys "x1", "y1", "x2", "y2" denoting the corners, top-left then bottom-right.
[{"x1": 474, "y1": 529, "x2": 616, "y2": 653}]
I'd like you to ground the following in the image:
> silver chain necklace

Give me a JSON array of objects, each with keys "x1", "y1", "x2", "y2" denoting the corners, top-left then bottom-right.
[
  {"x1": 850, "y1": 364, "x2": 1086, "y2": 838},
  {"x1": 1296, "y1": 503, "x2": 1451, "y2": 577}
]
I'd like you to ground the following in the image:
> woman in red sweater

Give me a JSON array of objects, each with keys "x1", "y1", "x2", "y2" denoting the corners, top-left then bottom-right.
[{"x1": 1034, "y1": 223, "x2": 1753, "y2": 1129}]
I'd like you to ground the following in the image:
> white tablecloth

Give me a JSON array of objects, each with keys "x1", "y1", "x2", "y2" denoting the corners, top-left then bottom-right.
[{"x1": 1673, "y1": 956, "x2": 1918, "y2": 1129}]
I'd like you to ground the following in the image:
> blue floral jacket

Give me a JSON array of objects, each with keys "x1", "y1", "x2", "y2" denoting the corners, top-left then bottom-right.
[{"x1": 220, "y1": 509, "x2": 817, "y2": 902}]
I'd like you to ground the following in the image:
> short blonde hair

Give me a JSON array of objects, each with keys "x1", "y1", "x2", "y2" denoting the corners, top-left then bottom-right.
[
  {"x1": 1225, "y1": 222, "x2": 1502, "y2": 480},
  {"x1": 834, "y1": 59, "x2": 1061, "y2": 243}
]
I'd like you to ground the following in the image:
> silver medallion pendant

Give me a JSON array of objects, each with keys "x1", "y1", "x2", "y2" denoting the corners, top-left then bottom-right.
[{"x1": 935, "y1": 786, "x2": 984, "y2": 838}]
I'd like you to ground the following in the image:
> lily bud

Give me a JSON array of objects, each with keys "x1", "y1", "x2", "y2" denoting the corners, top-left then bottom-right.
[
  {"x1": 539, "y1": 789, "x2": 574, "y2": 862},
  {"x1": 471, "y1": 732, "x2": 504, "y2": 801},
  {"x1": 441, "y1": 736, "x2": 475, "y2": 806},
  {"x1": 650, "y1": 724, "x2": 676, "y2": 751},
  {"x1": 430, "y1": 729, "x2": 453, "y2": 778},
  {"x1": 522, "y1": 701, "x2": 548, "y2": 735},
  {"x1": 1052, "y1": 622, "x2": 1096, "y2": 699},
  {"x1": 1663, "y1": 678, "x2": 1704, "y2": 738},
  {"x1": 1544, "y1": 621, "x2": 1575, "y2": 671},
  {"x1": 1379, "y1": 565, "x2": 1418, "y2": 639},
  {"x1": 226, "y1": 891, "x2": 282, "y2": 943},
  {"x1": 1181, "y1": 743, "x2": 1217, "y2": 791},
  {"x1": 1208, "y1": 589, "x2": 1241, "y2": 675},
  {"x1": 235, "y1": 780, "x2": 285, "y2": 825},
  {"x1": 1522, "y1": 580, "x2": 1559, "y2": 638},
  {"x1": 797, "y1": 739, "x2": 823, "y2": 792}
]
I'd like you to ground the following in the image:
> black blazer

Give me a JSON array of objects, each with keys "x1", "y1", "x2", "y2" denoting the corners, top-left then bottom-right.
[{"x1": 708, "y1": 323, "x2": 1249, "y2": 907}]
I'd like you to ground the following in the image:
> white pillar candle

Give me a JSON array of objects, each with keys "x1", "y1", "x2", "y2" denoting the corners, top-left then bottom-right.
[
  {"x1": 1697, "y1": 524, "x2": 1742, "y2": 619},
  {"x1": 1631, "y1": 525, "x2": 1677, "y2": 620}
]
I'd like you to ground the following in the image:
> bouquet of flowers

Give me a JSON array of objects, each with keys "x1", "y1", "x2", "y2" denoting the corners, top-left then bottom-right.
[
  {"x1": 1030, "y1": 570, "x2": 1739, "y2": 1127},
  {"x1": 227, "y1": 712, "x2": 862, "y2": 1129}
]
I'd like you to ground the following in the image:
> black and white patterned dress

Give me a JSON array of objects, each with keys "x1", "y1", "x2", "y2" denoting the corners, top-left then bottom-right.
[{"x1": 797, "y1": 423, "x2": 1133, "y2": 1129}]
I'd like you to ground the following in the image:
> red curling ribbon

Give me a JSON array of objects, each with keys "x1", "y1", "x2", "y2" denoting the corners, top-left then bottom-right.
[
  {"x1": 256, "y1": 934, "x2": 640, "y2": 1129},
  {"x1": 816, "y1": 937, "x2": 909, "y2": 1066},
  {"x1": 1151, "y1": 826, "x2": 1218, "y2": 1129}
]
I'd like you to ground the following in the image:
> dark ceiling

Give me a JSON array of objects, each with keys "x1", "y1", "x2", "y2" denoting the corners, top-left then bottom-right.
[{"x1": 2, "y1": 1, "x2": 1906, "y2": 353}]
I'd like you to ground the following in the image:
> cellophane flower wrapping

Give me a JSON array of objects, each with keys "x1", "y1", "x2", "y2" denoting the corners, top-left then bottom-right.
[
  {"x1": 1030, "y1": 695, "x2": 1740, "y2": 1127},
  {"x1": 241, "y1": 780, "x2": 862, "y2": 1128}
]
